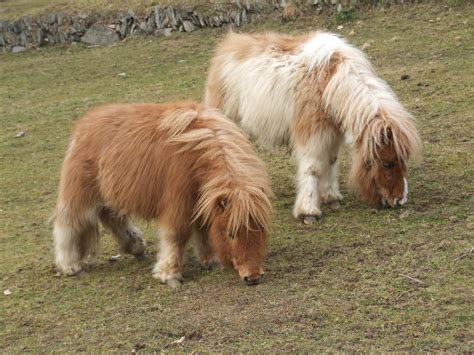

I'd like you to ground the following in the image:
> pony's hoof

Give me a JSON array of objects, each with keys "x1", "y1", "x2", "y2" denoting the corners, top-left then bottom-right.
[
  {"x1": 302, "y1": 215, "x2": 319, "y2": 225},
  {"x1": 328, "y1": 200, "x2": 341, "y2": 211},
  {"x1": 58, "y1": 263, "x2": 82, "y2": 276},
  {"x1": 167, "y1": 279, "x2": 182, "y2": 288},
  {"x1": 134, "y1": 252, "x2": 146, "y2": 261},
  {"x1": 200, "y1": 256, "x2": 222, "y2": 269}
]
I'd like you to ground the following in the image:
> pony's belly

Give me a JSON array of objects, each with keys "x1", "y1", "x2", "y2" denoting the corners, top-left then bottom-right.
[
  {"x1": 221, "y1": 58, "x2": 298, "y2": 147},
  {"x1": 239, "y1": 109, "x2": 292, "y2": 148}
]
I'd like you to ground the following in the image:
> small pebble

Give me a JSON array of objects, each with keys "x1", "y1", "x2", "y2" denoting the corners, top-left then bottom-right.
[
  {"x1": 109, "y1": 254, "x2": 121, "y2": 261},
  {"x1": 361, "y1": 41, "x2": 372, "y2": 50},
  {"x1": 399, "y1": 211, "x2": 410, "y2": 219}
]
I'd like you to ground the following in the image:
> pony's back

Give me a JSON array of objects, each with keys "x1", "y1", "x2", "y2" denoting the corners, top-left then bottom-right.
[{"x1": 58, "y1": 102, "x2": 201, "y2": 224}]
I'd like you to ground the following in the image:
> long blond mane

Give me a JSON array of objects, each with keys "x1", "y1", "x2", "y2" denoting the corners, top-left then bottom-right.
[
  {"x1": 299, "y1": 32, "x2": 422, "y2": 163},
  {"x1": 159, "y1": 107, "x2": 273, "y2": 236}
]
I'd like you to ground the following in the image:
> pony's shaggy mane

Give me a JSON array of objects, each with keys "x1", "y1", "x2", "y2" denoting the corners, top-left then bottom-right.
[
  {"x1": 160, "y1": 107, "x2": 273, "y2": 237},
  {"x1": 299, "y1": 32, "x2": 422, "y2": 164}
]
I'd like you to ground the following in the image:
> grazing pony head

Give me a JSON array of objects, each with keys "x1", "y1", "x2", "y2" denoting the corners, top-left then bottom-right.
[
  {"x1": 350, "y1": 110, "x2": 422, "y2": 208},
  {"x1": 195, "y1": 182, "x2": 272, "y2": 286}
]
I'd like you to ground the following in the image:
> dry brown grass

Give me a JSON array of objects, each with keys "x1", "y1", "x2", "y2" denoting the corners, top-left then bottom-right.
[{"x1": 1, "y1": 2, "x2": 473, "y2": 352}]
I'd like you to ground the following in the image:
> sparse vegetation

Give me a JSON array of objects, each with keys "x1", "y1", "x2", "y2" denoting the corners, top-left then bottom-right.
[
  {"x1": 335, "y1": 7, "x2": 356, "y2": 24},
  {"x1": 1, "y1": 2, "x2": 473, "y2": 352}
]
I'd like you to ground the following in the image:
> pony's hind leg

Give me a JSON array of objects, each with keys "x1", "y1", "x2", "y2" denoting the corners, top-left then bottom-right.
[
  {"x1": 99, "y1": 207, "x2": 146, "y2": 259},
  {"x1": 152, "y1": 226, "x2": 191, "y2": 287},
  {"x1": 53, "y1": 206, "x2": 99, "y2": 275},
  {"x1": 293, "y1": 131, "x2": 338, "y2": 224}
]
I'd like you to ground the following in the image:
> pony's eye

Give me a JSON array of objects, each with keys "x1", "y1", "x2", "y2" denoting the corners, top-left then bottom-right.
[{"x1": 382, "y1": 161, "x2": 396, "y2": 169}]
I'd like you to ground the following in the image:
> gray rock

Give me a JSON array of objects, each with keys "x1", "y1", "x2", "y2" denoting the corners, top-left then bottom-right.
[
  {"x1": 154, "y1": 7, "x2": 165, "y2": 29},
  {"x1": 195, "y1": 12, "x2": 206, "y2": 27},
  {"x1": 81, "y1": 24, "x2": 119, "y2": 45},
  {"x1": 119, "y1": 18, "x2": 131, "y2": 37},
  {"x1": 36, "y1": 28, "x2": 47, "y2": 46},
  {"x1": 19, "y1": 31, "x2": 27, "y2": 46},
  {"x1": 58, "y1": 31, "x2": 68, "y2": 43},
  {"x1": 46, "y1": 13, "x2": 57, "y2": 25},
  {"x1": 241, "y1": 9, "x2": 247, "y2": 24},
  {"x1": 139, "y1": 21, "x2": 150, "y2": 33},
  {"x1": 57, "y1": 13, "x2": 65, "y2": 26},
  {"x1": 155, "y1": 28, "x2": 172, "y2": 37},
  {"x1": 165, "y1": 6, "x2": 178, "y2": 28},
  {"x1": 182, "y1": 20, "x2": 195, "y2": 32},
  {"x1": 11, "y1": 45, "x2": 26, "y2": 53}
]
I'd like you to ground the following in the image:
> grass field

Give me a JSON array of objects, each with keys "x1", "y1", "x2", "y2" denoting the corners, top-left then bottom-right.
[{"x1": 1, "y1": 2, "x2": 473, "y2": 352}]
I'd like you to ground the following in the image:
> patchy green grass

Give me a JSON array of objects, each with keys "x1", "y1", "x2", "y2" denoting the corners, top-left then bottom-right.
[{"x1": 1, "y1": 2, "x2": 473, "y2": 352}]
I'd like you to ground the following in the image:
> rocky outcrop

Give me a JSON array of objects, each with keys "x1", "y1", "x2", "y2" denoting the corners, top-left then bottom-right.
[
  {"x1": 81, "y1": 24, "x2": 120, "y2": 45},
  {"x1": 0, "y1": 0, "x2": 422, "y2": 53},
  {"x1": 0, "y1": 2, "x2": 270, "y2": 52}
]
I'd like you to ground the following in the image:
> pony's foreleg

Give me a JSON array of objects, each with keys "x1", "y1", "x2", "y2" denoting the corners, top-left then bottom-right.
[
  {"x1": 293, "y1": 133, "x2": 336, "y2": 224},
  {"x1": 293, "y1": 156, "x2": 323, "y2": 224},
  {"x1": 319, "y1": 161, "x2": 343, "y2": 210},
  {"x1": 152, "y1": 226, "x2": 191, "y2": 287},
  {"x1": 99, "y1": 207, "x2": 146, "y2": 259},
  {"x1": 191, "y1": 226, "x2": 220, "y2": 268},
  {"x1": 53, "y1": 206, "x2": 99, "y2": 275},
  {"x1": 318, "y1": 138, "x2": 343, "y2": 210}
]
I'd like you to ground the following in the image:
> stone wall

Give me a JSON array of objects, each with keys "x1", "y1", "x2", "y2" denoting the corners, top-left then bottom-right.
[{"x1": 0, "y1": 0, "x2": 426, "y2": 53}]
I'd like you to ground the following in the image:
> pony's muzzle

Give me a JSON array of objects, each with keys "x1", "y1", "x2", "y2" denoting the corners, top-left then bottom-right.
[{"x1": 242, "y1": 273, "x2": 264, "y2": 286}]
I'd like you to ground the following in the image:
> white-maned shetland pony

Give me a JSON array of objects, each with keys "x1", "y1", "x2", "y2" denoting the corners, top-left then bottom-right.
[
  {"x1": 53, "y1": 101, "x2": 272, "y2": 286},
  {"x1": 204, "y1": 31, "x2": 422, "y2": 224}
]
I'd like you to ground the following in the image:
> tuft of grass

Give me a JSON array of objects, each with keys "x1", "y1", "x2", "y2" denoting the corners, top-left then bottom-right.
[
  {"x1": 335, "y1": 7, "x2": 356, "y2": 24},
  {"x1": 1, "y1": 2, "x2": 473, "y2": 352}
]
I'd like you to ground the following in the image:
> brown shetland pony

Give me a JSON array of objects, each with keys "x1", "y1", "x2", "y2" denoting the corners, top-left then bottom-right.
[
  {"x1": 53, "y1": 101, "x2": 272, "y2": 286},
  {"x1": 204, "y1": 31, "x2": 422, "y2": 224}
]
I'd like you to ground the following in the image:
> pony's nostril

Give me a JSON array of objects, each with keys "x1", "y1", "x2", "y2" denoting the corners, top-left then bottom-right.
[
  {"x1": 395, "y1": 199, "x2": 405, "y2": 208},
  {"x1": 243, "y1": 274, "x2": 264, "y2": 286}
]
